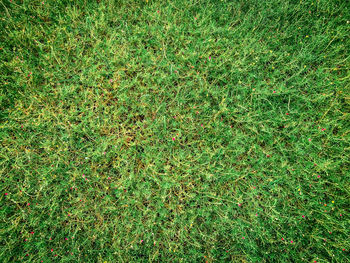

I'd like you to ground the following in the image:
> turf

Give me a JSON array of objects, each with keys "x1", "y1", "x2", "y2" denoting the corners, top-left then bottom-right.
[{"x1": 0, "y1": 0, "x2": 349, "y2": 262}]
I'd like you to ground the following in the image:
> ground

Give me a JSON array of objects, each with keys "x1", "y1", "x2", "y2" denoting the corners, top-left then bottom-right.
[{"x1": 0, "y1": 0, "x2": 349, "y2": 262}]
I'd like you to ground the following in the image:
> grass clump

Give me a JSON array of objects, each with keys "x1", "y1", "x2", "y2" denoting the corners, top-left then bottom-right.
[{"x1": 0, "y1": 0, "x2": 349, "y2": 262}]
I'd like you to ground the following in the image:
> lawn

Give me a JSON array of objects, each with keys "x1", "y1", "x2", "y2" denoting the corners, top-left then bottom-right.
[{"x1": 0, "y1": 0, "x2": 349, "y2": 262}]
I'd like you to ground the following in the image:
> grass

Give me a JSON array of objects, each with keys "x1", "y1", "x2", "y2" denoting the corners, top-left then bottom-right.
[{"x1": 0, "y1": 0, "x2": 349, "y2": 262}]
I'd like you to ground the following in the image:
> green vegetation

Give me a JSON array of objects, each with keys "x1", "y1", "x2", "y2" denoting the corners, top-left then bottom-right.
[{"x1": 1, "y1": 0, "x2": 349, "y2": 262}]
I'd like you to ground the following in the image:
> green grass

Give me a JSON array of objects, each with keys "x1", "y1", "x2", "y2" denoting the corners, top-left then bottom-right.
[{"x1": 1, "y1": 0, "x2": 349, "y2": 262}]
